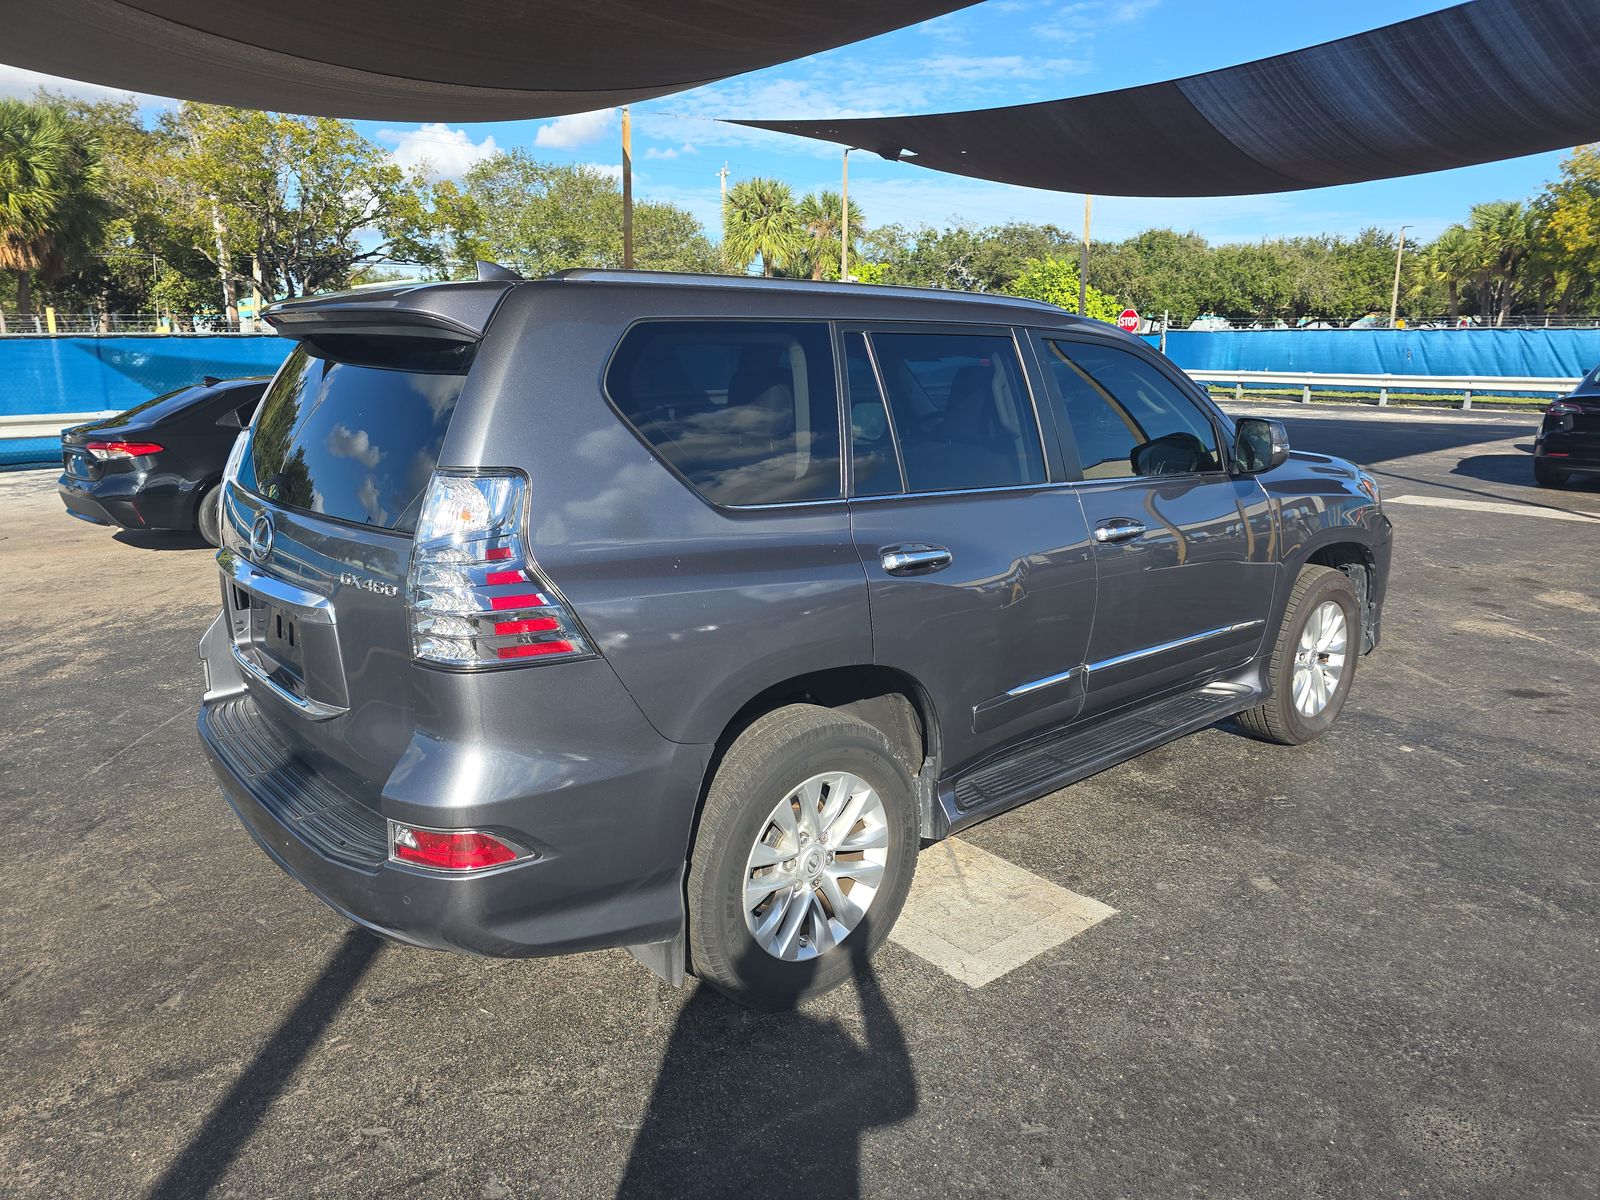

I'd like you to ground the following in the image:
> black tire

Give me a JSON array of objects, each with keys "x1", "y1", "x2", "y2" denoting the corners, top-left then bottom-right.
[
  {"x1": 195, "y1": 482, "x2": 222, "y2": 546},
  {"x1": 1237, "y1": 564, "x2": 1360, "y2": 746},
  {"x1": 1533, "y1": 457, "x2": 1569, "y2": 488},
  {"x1": 686, "y1": 703, "x2": 918, "y2": 1009}
]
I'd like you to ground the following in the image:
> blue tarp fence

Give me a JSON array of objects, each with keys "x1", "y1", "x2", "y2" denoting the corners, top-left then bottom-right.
[
  {"x1": 2, "y1": 334, "x2": 288, "y2": 468},
  {"x1": 1144, "y1": 328, "x2": 1600, "y2": 377},
  {"x1": 5, "y1": 328, "x2": 1600, "y2": 470}
]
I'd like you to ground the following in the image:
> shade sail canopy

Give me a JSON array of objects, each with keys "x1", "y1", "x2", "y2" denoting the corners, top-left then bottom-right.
[
  {"x1": 0, "y1": 0, "x2": 975, "y2": 120},
  {"x1": 736, "y1": 0, "x2": 1600, "y2": 197}
]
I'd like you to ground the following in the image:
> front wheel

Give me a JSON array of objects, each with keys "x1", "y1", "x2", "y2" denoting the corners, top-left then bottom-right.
[
  {"x1": 1237, "y1": 564, "x2": 1360, "y2": 746},
  {"x1": 686, "y1": 704, "x2": 919, "y2": 1009}
]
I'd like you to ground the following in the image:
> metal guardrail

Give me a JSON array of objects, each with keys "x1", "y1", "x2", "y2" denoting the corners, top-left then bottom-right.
[
  {"x1": 0, "y1": 412, "x2": 117, "y2": 439},
  {"x1": 1188, "y1": 369, "x2": 1578, "y2": 410}
]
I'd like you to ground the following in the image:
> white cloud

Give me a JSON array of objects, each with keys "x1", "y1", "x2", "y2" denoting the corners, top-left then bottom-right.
[
  {"x1": 921, "y1": 55, "x2": 1091, "y2": 81},
  {"x1": 644, "y1": 143, "x2": 699, "y2": 161},
  {"x1": 0, "y1": 64, "x2": 169, "y2": 106},
  {"x1": 378, "y1": 123, "x2": 498, "y2": 180},
  {"x1": 1033, "y1": 0, "x2": 1161, "y2": 42},
  {"x1": 325, "y1": 424, "x2": 383, "y2": 468},
  {"x1": 533, "y1": 108, "x2": 617, "y2": 149},
  {"x1": 580, "y1": 162, "x2": 625, "y2": 182}
]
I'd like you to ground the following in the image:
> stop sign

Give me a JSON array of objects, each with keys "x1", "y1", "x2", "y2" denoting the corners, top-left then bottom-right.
[{"x1": 1117, "y1": 308, "x2": 1141, "y2": 333}]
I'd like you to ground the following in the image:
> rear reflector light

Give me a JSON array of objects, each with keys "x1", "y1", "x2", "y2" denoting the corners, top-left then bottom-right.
[
  {"x1": 406, "y1": 471, "x2": 592, "y2": 669},
  {"x1": 85, "y1": 440, "x2": 163, "y2": 459},
  {"x1": 389, "y1": 822, "x2": 523, "y2": 871}
]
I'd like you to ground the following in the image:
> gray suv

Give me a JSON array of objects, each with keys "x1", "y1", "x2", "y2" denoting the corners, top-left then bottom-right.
[{"x1": 197, "y1": 269, "x2": 1392, "y2": 1008}]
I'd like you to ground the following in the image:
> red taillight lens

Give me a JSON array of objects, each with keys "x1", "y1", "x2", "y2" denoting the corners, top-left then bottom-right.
[
  {"x1": 389, "y1": 823, "x2": 522, "y2": 871},
  {"x1": 407, "y1": 471, "x2": 592, "y2": 668},
  {"x1": 85, "y1": 440, "x2": 163, "y2": 460}
]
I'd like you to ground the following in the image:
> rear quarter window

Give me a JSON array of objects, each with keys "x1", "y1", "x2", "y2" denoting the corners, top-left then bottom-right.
[
  {"x1": 605, "y1": 321, "x2": 842, "y2": 506},
  {"x1": 243, "y1": 343, "x2": 466, "y2": 532}
]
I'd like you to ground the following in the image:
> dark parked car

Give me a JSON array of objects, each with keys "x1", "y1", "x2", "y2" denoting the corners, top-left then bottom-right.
[
  {"x1": 197, "y1": 269, "x2": 1392, "y2": 1008},
  {"x1": 1534, "y1": 364, "x2": 1600, "y2": 486},
  {"x1": 58, "y1": 376, "x2": 268, "y2": 545}
]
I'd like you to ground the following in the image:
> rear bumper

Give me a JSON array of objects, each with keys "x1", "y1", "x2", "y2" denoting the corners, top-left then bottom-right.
[
  {"x1": 57, "y1": 471, "x2": 197, "y2": 531},
  {"x1": 1535, "y1": 428, "x2": 1600, "y2": 468},
  {"x1": 196, "y1": 613, "x2": 711, "y2": 959}
]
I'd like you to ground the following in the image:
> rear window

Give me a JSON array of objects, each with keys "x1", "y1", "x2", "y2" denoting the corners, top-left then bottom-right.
[
  {"x1": 605, "y1": 321, "x2": 842, "y2": 506},
  {"x1": 242, "y1": 343, "x2": 466, "y2": 532}
]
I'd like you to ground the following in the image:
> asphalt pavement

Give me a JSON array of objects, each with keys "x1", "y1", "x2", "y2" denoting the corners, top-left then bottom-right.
[{"x1": 1, "y1": 402, "x2": 1596, "y2": 1199}]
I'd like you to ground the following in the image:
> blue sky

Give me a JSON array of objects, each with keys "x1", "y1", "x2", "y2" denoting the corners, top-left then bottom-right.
[{"x1": 0, "y1": 0, "x2": 1578, "y2": 246}]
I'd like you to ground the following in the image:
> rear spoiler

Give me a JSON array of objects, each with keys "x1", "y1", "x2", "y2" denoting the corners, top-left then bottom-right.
[{"x1": 263, "y1": 280, "x2": 515, "y2": 345}]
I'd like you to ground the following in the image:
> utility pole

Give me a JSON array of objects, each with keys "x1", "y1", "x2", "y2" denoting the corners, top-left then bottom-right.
[
  {"x1": 717, "y1": 162, "x2": 730, "y2": 272},
  {"x1": 840, "y1": 148, "x2": 853, "y2": 282},
  {"x1": 1388, "y1": 224, "x2": 1412, "y2": 328},
  {"x1": 1078, "y1": 194, "x2": 1093, "y2": 316},
  {"x1": 621, "y1": 107, "x2": 634, "y2": 270}
]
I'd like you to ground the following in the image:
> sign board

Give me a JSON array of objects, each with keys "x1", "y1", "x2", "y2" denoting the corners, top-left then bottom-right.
[{"x1": 1117, "y1": 308, "x2": 1140, "y2": 333}]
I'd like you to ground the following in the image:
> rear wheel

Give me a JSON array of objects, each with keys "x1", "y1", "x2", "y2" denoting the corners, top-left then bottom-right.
[
  {"x1": 195, "y1": 482, "x2": 222, "y2": 546},
  {"x1": 1237, "y1": 564, "x2": 1360, "y2": 746},
  {"x1": 1534, "y1": 457, "x2": 1569, "y2": 488},
  {"x1": 686, "y1": 704, "x2": 918, "y2": 1009}
]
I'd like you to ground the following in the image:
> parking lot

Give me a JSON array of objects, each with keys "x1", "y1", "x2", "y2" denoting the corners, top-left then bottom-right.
[{"x1": 1, "y1": 403, "x2": 1596, "y2": 1199}]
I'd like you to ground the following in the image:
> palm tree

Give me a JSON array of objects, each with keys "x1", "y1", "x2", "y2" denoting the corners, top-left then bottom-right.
[
  {"x1": 1424, "y1": 225, "x2": 1479, "y2": 322},
  {"x1": 797, "y1": 190, "x2": 866, "y2": 280},
  {"x1": 1466, "y1": 200, "x2": 1535, "y2": 325},
  {"x1": 0, "y1": 99, "x2": 107, "y2": 325},
  {"x1": 722, "y1": 177, "x2": 804, "y2": 277}
]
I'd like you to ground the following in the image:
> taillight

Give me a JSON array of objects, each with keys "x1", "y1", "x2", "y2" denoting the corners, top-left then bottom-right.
[
  {"x1": 1546, "y1": 400, "x2": 1579, "y2": 416},
  {"x1": 406, "y1": 470, "x2": 592, "y2": 668},
  {"x1": 388, "y1": 821, "x2": 526, "y2": 871},
  {"x1": 85, "y1": 440, "x2": 163, "y2": 460}
]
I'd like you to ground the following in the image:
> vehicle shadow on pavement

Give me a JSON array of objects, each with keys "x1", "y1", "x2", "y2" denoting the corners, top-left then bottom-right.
[
  {"x1": 143, "y1": 930, "x2": 384, "y2": 1200},
  {"x1": 112, "y1": 529, "x2": 212, "y2": 552},
  {"x1": 615, "y1": 929, "x2": 917, "y2": 1199},
  {"x1": 1453, "y1": 453, "x2": 1599, "y2": 491}
]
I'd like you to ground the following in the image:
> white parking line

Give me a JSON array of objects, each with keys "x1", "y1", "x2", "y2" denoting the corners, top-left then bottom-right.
[
  {"x1": 890, "y1": 839, "x2": 1116, "y2": 988},
  {"x1": 1384, "y1": 494, "x2": 1600, "y2": 523}
]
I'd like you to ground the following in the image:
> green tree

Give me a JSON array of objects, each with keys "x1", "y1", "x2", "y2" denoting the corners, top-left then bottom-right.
[
  {"x1": 1005, "y1": 256, "x2": 1121, "y2": 320},
  {"x1": 797, "y1": 190, "x2": 865, "y2": 280},
  {"x1": 723, "y1": 177, "x2": 805, "y2": 276},
  {"x1": 160, "y1": 104, "x2": 436, "y2": 310},
  {"x1": 0, "y1": 98, "x2": 108, "y2": 323},
  {"x1": 432, "y1": 151, "x2": 715, "y2": 276}
]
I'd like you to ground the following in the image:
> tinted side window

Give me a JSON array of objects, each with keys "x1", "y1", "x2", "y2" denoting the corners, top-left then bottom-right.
[
  {"x1": 1044, "y1": 340, "x2": 1222, "y2": 479},
  {"x1": 607, "y1": 321, "x2": 841, "y2": 506},
  {"x1": 868, "y1": 332, "x2": 1044, "y2": 493},
  {"x1": 844, "y1": 334, "x2": 902, "y2": 496}
]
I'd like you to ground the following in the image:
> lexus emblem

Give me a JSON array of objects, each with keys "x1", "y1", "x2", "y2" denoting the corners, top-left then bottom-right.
[{"x1": 248, "y1": 511, "x2": 275, "y2": 563}]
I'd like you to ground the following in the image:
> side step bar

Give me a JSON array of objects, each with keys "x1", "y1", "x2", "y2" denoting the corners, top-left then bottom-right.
[{"x1": 931, "y1": 681, "x2": 1260, "y2": 838}]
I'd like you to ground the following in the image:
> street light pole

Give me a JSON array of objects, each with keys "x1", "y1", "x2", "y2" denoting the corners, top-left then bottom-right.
[
  {"x1": 1079, "y1": 194, "x2": 1093, "y2": 316},
  {"x1": 1389, "y1": 224, "x2": 1412, "y2": 328},
  {"x1": 621, "y1": 106, "x2": 634, "y2": 269},
  {"x1": 840, "y1": 147, "x2": 852, "y2": 282}
]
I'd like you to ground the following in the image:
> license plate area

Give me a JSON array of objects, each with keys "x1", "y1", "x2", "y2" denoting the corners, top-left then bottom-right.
[
  {"x1": 224, "y1": 569, "x2": 347, "y2": 718},
  {"x1": 256, "y1": 602, "x2": 306, "y2": 687},
  {"x1": 65, "y1": 450, "x2": 92, "y2": 479}
]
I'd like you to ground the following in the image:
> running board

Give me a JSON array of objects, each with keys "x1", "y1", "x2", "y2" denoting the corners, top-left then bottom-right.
[{"x1": 932, "y1": 682, "x2": 1259, "y2": 838}]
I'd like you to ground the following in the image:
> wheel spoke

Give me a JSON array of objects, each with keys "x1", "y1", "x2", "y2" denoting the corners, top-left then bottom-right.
[
  {"x1": 751, "y1": 887, "x2": 794, "y2": 947},
  {"x1": 773, "y1": 884, "x2": 813, "y2": 958},
  {"x1": 746, "y1": 869, "x2": 796, "y2": 908},
  {"x1": 807, "y1": 895, "x2": 837, "y2": 954},
  {"x1": 827, "y1": 858, "x2": 884, "y2": 889},
  {"x1": 837, "y1": 821, "x2": 889, "y2": 853},
  {"x1": 817, "y1": 772, "x2": 857, "y2": 833},
  {"x1": 819, "y1": 874, "x2": 865, "y2": 931},
  {"x1": 768, "y1": 798, "x2": 801, "y2": 845},
  {"x1": 747, "y1": 841, "x2": 791, "y2": 869},
  {"x1": 796, "y1": 776, "x2": 825, "y2": 838},
  {"x1": 824, "y1": 787, "x2": 869, "y2": 846}
]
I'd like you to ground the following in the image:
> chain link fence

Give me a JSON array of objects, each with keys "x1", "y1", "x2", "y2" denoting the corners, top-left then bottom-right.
[{"x1": 0, "y1": 312, "x2": 272, "y2": 335}]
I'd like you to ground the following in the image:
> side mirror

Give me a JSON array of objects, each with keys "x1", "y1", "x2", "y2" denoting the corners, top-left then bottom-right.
[{"x1": 1233, "y1": 417, "x2": 1290, "y2": 474}]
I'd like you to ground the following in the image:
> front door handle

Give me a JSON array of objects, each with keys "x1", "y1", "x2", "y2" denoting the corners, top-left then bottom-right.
[
  {"x1": 880, "y1": 544, "x2": 953, "y2": 575},
  {"x1": 1093, "y1": 519, "x2": 1147, "y2": 544}
]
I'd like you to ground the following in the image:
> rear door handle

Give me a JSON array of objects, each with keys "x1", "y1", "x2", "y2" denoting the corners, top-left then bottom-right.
[
  {"x1": 1093, "y1": 519, "x2": 1147, "y2": 544},
  {"x1": 880, "y1": 544, "x2": 953, "y2": 575}
]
